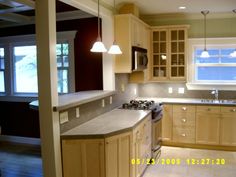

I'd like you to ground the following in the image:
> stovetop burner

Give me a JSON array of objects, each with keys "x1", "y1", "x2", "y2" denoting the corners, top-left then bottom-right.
[{"x1": 122, "y1": 100, "x2": 155, "y2": 110}]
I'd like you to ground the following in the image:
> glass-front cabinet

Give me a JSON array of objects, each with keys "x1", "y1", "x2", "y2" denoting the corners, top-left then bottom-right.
[{"x1": 150, "y1": 26, "x2": 188, "y2": 81}]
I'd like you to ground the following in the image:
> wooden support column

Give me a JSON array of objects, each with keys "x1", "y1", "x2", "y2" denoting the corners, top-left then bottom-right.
[{"x1": 35, "y1": 0, "x2": 62, "y2": 177}]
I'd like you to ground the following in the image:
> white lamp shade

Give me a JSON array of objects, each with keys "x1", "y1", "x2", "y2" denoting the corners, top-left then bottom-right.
[
  {"x1": 230, "y1": 50, "x2": 236, "y2": 58},
  {"x1": 200, "y1": 50, "x2": 210, "y2": 58},
  {"x1": 108, "y1": 44, "x2": 122, "y2": 54},
  {"x1": 90, "y1": 41, "x2": 107, "y2": 52}
]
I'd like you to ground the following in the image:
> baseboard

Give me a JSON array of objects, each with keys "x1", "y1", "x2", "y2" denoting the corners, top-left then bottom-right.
[{"x1": 0, "y1": 135, "x2": 41, "y2": 146}]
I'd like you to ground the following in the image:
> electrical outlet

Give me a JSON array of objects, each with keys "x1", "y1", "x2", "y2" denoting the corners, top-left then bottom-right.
[
  {"x1": 76, "y1": 107, "x2": 80, "y2": 118},
  {"x1": 168, "y1": 87, "x2": 173, "y2": 94},
  {"x1": 178, "y1": 87, "x2": 185, "y2": 94},
  {"x1": 102, "y1": 99, "x2": 105, "y2": 107},
  {"x1": 59, "y1": 111, "x2": 69, "y2": 124},
  {"x1": 109, "y1": 96, "x2": 112, "y2": 104},
  {"x1": 121, "y1": 83, "x2": 125, "y2": 92}
]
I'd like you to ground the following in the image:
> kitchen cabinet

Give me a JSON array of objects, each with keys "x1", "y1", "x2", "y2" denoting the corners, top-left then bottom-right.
[
  {"x1": 196, "y1": 106, "x2": 221, "y2": 145},
  {"x1": 114, "y1": 14, "x2": 150, "y2": 73},
  {"x1": 133, "y1": 115, "x2": 151, "y2": 177},
  {"x1": 220, "y1": 106, "x2": 236, "y2": 146},
  {"x1": 172, "y1": 105, "x2": 195, "y2": 143},
  {"x1": 62, "y1": 114, "x2": 151, "y2": 177},
  {"x1": 162, "y1": 104, "x2": 173, "y2": 142},
  {"x1": 150, "y1": 25, "x2": 188, "y2": 81},
  {"x1": 105, "y1": 132, "x2": 132, "y2": 177},
  {"x1": 62, "y1": 139, "x2": 105, "y2": 177}
]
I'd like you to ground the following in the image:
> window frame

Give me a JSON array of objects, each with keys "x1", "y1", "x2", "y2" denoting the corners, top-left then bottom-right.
[
  {"x1": 0, "y1": 31, "x2": 76, "y2": 100},
  {"x1": 187, "y1": 38, "x2": 236, "y2": 90},
  {"x1": 0, "y1": 45, "x2": 6, "y2": 93}
]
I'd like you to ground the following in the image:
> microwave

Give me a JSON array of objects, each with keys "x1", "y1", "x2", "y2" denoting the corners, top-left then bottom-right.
[{"x1": 132, "y1": 46, "x2": 148, "y2": 71}]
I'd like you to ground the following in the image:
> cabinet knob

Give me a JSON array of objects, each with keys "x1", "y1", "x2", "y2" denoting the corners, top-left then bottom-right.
[
  {"x1": 182, "y1": 119, "x2": 187, "y2": 123},
  {"x1": 182, "y1": 107, "x2": 187, "y2": 111},
  {"x1": 181, "y1": 133, "x2": 186, "y2": 137},
  {"x1": 231, "y1": 109, "x2": 236, "y2": 112}
]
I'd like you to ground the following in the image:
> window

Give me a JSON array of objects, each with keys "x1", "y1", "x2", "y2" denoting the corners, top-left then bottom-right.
[
  {"x1": 0, "y1": 47, "x2": 5, "y2": 92},
  {"x1": 13, "y1": 43, "x2": 70, "y2": 94},
  {"x1": 187, "y1": 38, "x2": 236, "y2": 90},
  {"x1": 195, "y1": 48, "x2": 236, "y2": 82}
]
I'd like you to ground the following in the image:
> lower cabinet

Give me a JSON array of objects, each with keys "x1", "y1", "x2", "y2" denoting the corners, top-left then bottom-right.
[
  {"x1": 62, "y1": 114, "x2": 151, "y2": 177},
  {"x1": 162, "y1": 104, "x2": 173, "y2": 142},
  {"x1": 62, "y1": 139, "x2": 105, "y2": 177},
  {"x1": 196, "y1": 106, "x2": 221, "y2": 145}
]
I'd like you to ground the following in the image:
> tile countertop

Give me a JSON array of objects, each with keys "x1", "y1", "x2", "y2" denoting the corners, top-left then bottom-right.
[
  {"x1": 61, "y1": 109, "x2": 151, "y2": 139},
  {"x1": 136, "y1": 97, "x2": 236, "y2": 106},
  {"x1": 30, "y1": 90, "x2": 116, "y2": 111}
]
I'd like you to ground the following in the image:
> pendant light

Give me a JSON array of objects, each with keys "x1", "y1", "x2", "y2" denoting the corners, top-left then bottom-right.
[
  {"x1": 108, "y1": 0, "x2": 122, "y2": 54},
  {"x1": 90, "y1": 0, "x2": 107, "y2": 52},
  {"x1": 230, "y1": 9, "x2": 236, "y2": 57},
  {"x1": 200, "y1": 10, "x2": 210, "y2": 58}
]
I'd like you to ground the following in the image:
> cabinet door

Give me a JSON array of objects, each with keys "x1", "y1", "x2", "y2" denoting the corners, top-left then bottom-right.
[
  {"x1": 196, "y1": 106, "x2": 221, "y2": 145},
  {"x1": 220, "y1": 107, "x2": 236, "y2": 146},
  {"x1": 169, "y1": 28, "x2": 186, "y2": 80},
  {"x1": 62, "y1": 139, "x2": 105, "y2": 177},
  {"x1": 151, "y1": 30, "x2": 168, "y2": 80},
  {"x1": 105, "y1": 132, "x2": 132, "y2": 177},
  {"x1": 162, "y1": 104, "x2": 173, "y2": 142}
]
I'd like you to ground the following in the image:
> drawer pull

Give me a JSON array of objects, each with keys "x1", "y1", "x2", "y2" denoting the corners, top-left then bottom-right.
[
  {"x1": 231, "y1": 109, "x2": 236, "y2": 112},
  {"x1": 182, "y1": 119, "x2": 187, "y2": 123},
  {"x1": 181, "y1": 133, "x2": 186, "y2": 137},
  {"x1": 182, "y1": 107, "x2": 187, "y2": 111},
  {"x1": 207, "y1": 108, "x2": 211, "y2": 111}
]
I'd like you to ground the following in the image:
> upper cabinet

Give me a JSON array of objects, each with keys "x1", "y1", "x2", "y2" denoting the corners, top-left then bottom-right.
[
  {"x1": 150, "y1": 25, "x2": 189, "y2": 81},
  {"x1": 114, "y1": 14, "x2": 150, "y2": 73}
]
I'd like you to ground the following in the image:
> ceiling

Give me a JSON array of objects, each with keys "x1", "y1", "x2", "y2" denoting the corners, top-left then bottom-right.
[{"x1": 111, "y1": 0, "x2": 236, "y2": 14}]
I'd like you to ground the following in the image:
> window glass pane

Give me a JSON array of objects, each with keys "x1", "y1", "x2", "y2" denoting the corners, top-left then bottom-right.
[
  {"x1": 221, "y1": 48, "x2": 234, "y2": 55},
  {"x1": 196, "y1": 56, "x2": 220, "y2": 64},
  {"x1": 221, "y1": 56, "x2": 236, "y2": 63},
  {"x1": 57, "y1": 69, "x2": 68, "y2": 93},
  {"x1": 197, "y1": 67, "x2": 236, "y2": 81},
  {"x1": 14, "y1": 46, "x2": 38, "y2": 93},
  {"x1": 0, "y1": 71, "x2": 4, "y2": 92},
  {"x1": 63, "y1": 43, "x2": 69, "y2": 55}
]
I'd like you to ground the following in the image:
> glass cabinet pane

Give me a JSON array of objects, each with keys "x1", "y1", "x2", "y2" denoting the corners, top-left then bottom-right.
[
  {"x1": 160, "y1": 55, "x2": 167, "y2": 65},
  {"x1": 153, "y1": 67, "x2": 159, "y2": 76},
  {"x1": 179, "y1": 42, "x2": 184, "y2": 52},
  {"x1": 171, "y1": 54, "x2": 177, "y2": 65},
  {"x1": 178, "y1": 30, "x2": 185, "y2": 40},
  {"x1": 160, "y1": 42, "x2": 166, "y2": 53},
  {"x1": 153, "y1": 32, "x2": 159, "y2": 41},
  {"x1": 153, "y1": 43, "x2": 159, "y2": 53},
  {"x1": 171, "y1": 42, "x2": 177, "y2": 53},
  {"x1": 160, "y1": 31, "x2": 166, "y2": 41},
  {"x1": 171, "y1": 31, "x2": 177, "y2": 41},
  {"x1": 171, "y1": 67, "x2": 177, "y2": 77},
  {"x1": 160, "y1": 67, "x2": 166, "y2": 77},
  {"x1": 178, "y1": 67, "x2": 185, "y2": 77},
  {"x1": 153, "y1": 55, "x2": 159, "y2": 65},
  {"x1": 178, "y1": 54, "x2": 185, "y2": 65}
]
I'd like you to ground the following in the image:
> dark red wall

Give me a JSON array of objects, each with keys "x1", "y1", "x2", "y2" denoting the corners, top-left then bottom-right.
[{"x1": 0, "y1": 18, "x2": 103, "y2": 137}]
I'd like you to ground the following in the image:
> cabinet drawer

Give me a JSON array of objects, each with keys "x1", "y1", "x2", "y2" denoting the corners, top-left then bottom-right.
[
  {"x1": 173, "y1": 105, "x2": 195, "y2": 113},
  {"x1": 173, "y1": 112, "x2": 195, "y2": 127},
  {"x1": 221, "y1": 106, "x2": 236, "y2": 113},
  {"x1": 173, "y1": 127, "x2": 195, "y2": 143},
  {"x1": 196, "y1": 106, "x2": 220, "y2": 114}
]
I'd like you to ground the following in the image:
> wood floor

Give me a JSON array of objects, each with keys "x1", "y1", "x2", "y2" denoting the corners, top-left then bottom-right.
[{"x1": 0, "y1": 142, "x2": 43, "y2": 177}]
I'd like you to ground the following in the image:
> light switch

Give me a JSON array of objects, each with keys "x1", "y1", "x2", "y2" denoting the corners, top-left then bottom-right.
[
  {"x1": 178, "y1": 87, "x2": 185, "y2": 94},
  {"x1": 60, "y1": 111, "x2": 69, "y2": 124},
  {"x1": 76, "y1": 107, "x2": 80, "y2": 118},
  {"x1": 168, "y1": 87, "x2": 173, "y2": 94}
]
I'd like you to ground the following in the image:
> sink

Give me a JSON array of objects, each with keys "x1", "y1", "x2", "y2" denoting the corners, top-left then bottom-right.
[{"x1": 201, "y1": 99, "x2": 236, "y2": 104}]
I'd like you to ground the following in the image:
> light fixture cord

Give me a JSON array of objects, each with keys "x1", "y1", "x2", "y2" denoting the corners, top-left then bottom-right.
[
  {"x1": 204, "y1": 13, "x2": 206, "y2": 51},
  {"x1": 113, "y1": 0, "x2": 116, "y2": 44},
  {"x1": 98, "y1": 0, "x2": 100, "y2": 39}
]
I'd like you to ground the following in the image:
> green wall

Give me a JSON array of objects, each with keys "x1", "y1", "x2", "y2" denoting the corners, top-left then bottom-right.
[{"x1": 143, "y1": 17, "x2": 236, "y2": 38}]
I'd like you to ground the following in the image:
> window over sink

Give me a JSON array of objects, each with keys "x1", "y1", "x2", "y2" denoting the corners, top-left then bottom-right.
[{"x1": 187, "y1": 38, "x2": 236, "y2": 90}]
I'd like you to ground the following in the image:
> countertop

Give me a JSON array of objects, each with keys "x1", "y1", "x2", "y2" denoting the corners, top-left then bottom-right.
[
  {"x1": 61, "y1": 109, "x2": 151, "y2": 139},
  {"x1": 137, "y1": 97, "x2": 236, "y2": 106},
  {"x1": 29, "y1": 90, "x2": 116, "y2": 111}
]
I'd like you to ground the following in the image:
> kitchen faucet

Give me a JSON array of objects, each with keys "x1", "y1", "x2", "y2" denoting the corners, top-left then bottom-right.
[{"x1": 211, "y1": 89, "x2": 219, "y2": 100}]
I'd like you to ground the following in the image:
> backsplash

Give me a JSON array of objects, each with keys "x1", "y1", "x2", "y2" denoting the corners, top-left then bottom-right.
[
  {"x1": 138, "y1": 83, "x2": 236, "y2": 99},
  {"x1": 60, "y1": 74, "x2": 138, "y2": 133}
]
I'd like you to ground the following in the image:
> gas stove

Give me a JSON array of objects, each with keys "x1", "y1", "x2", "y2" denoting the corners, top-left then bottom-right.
[{"x1": 122, "y1": 100, "x2": 155, "y2": 110}]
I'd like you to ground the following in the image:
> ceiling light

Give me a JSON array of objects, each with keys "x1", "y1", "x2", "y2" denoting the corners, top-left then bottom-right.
[
  {"x1": 229, "y1": 9, "x2": 236, "y2": 58},
  {"x1": 108, "y1": 0, "x2": 122, "y2": 54},
  {"x1": 90, "y1": 0, "x2": 107, "y2": 53},
  {"x1": 200, "y1": 10, "x2": 210, "y2": 58},
  {"x1": 179, "y1": 6, "x2": 186, "y2": 10}
]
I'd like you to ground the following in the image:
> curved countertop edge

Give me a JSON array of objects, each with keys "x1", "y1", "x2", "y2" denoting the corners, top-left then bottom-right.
[
  {"x1": 29, "y1": 90, "x2": 117, "y2": 111},
  {"x1": 136, "y1": 97, "x2": 236, "y2": 106},
  {"x1": 61, "y1": 109, "x2": 152, "y2": 139}
]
